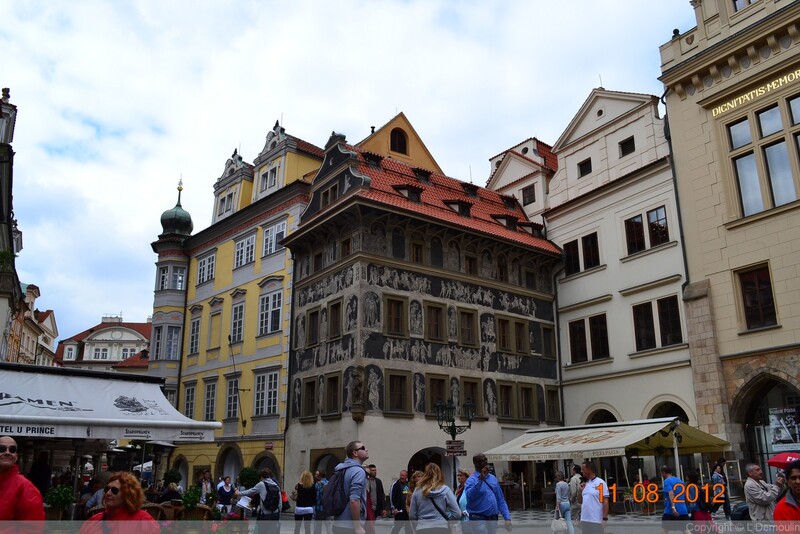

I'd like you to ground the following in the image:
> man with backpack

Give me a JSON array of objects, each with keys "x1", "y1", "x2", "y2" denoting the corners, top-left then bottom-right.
[
  {"x1": 240, "y1": 468, "x2": 283, "y2": 534},
  {"x1": 327, "y1": 440, "x2": 369, "y2": 534}
]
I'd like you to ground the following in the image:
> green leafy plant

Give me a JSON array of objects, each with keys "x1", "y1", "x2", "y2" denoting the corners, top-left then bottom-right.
[
  {"x1": 45, "y1": 484, "x2": 75, "y2": 511},
  {"x1": 182, "y1": 485, "x2": 202, "y2": 509},
  {"x1": 238, "y1": 467, "x2": 259, "y2": 489},
  {"x1": 163, "y1": 468, "x2": 182, "y2": 486}
]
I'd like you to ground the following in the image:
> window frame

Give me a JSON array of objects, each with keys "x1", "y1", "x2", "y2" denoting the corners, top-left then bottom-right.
[
  {"x1": 619, "y1": 136, "x2": 636, "y2": 157},
  {"x1": 384, "y1": 295, "x2": 408, "y2": 338},
  {"x1": 204, "y1": 381, "x2": 217, "y2": 422},
  {"x1": 225, "y1": 378, "x2": 239, "y2": 420},
  {"x1": 425, "y1": 374, "x2": 448, "y2": 416},
  {"x1": 230, "y1": 302, "x2": 245, "y2": 343},
  {"x1": 460, "y1": 377, "x2": 483, "y2": 419},
  {"x1": 165, "y1": 325, "x2": 181, "y2": 360},
  {"x1": 263, "y1": 220, "x2": 287, "y2": 257},
  {"x1": 563, "y1": 232, "x2": 601, "y2": 276},
  {"x1": 254, "y1": 369, "x2": 279, "y2": 417},
  {"x1": 197, "y1": 254, "x2": 216, "y2": 285},
  {"x1": 328, "y1": 299, "x2": 343, "y2": 340},
  {"x1": 521, "y1": 184, "x2": 536, "y2": 206},
  {"x1": 424, "y1": 302, "x2": 447, "y2": 343},
  {"x1": 578, "y1": 158, "x2": 592, "y2": 177},
  {"x1": 632, "y1": 295, "x2": 684, "y2": 352},
  {"x1": 300, "y1": 377, "x2": 317, "y2": 420},
  {"x1": 458, "y1": 308, "x2": 478, "y2": 348},
  {"x1": 183, "y1": 384, "x2": 196, "y2": 418},
  {"x1": 323, "y1": 372, "x2": 341, "y2": 417},
  {"x1": 540, "y1": 324, "x2": 556, "y2": 359},
  {"x1": 723, "y1": 90, "x2": 800, "y2": 218},
  {"x1": 234, "y1": 233, "x2": 256, "y2": 269},
  {"x1": 568, "y1": 313, "x2": 609, "y2": 364},
  {"x1": 385, "y1": 370, "x2": 412, "y2": 415},
  {"x1": 306, "y1": 307, "x2": 320, "y2": 347},
  {"x1": 258, "y1": 290, "x2": 283, "y2": 336},
  {"x1": 736, "y1": 263, "x2": 778, "y2": 331},
  {"x1": 497, "y1": 381, "x2": 517, "y2": 421},
  {"x1": 545, "y1": 386, "x2": 561, "y2": 422},
  {"x1": 188, "y1": 317, "x2": 201, "y2": 355},
  {"x1": 519, "y1": 384, "x2": 537, "y2": 422}
]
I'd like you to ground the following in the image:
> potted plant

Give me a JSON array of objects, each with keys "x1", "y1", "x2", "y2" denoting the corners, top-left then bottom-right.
[
  {"x1": 163, "y1": 468, "x2": 182, "y2": 486},
  {"x1": 238, "y1": 467, "x2": 259, "y2": 490},
  {"x1": 45, "y1": 485, "x2": 75, "y2": 520},
  {"x1": 182, "y1": 485, "x2": 201, "y2": 509}
]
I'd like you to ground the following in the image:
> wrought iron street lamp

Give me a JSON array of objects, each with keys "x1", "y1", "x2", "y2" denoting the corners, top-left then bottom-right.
[{"x1": 434, "y1": 398, "x2": 475, "y2": 488}]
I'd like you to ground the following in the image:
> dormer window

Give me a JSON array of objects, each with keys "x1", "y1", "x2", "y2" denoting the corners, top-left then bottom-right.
[
  {"x1": 321, "y1": 183, "x2": 339, "y2": 207},
  {"x1": 390, "y1": 128, "x2": 408, "y2": 154},
  {"x1": 393, "y1": 184, "x2": 423, "y2": 203},
  {"x1": 414, "y1": 168, "x2": 431, "y2": 184},
  {"x1": 492, "y1": 214, "x2": 518, "y2": 230},
  {"x1": 501, "y1": 197, "x2": 517, "y2": 210},
  {"x1": 518, "y1": 222, "x2": 544, "y2": 238},
  {"x1": 364, "y1": 153, "x2": 383, "y2": 168},
  {"x1": 462, "y1": 183, "x2": 479, "y2": 197},
  {"x1": 445, "y1": 200, "x2": 472, "y2": 217}
]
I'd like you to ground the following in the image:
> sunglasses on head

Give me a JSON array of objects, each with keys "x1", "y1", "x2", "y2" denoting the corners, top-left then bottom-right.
[
  {"x1": 104, "y1": 486, "x2": 120, "y2": 495},
  {"x1": 0, "y1": 445, "x2": 17, "y2": 454}
]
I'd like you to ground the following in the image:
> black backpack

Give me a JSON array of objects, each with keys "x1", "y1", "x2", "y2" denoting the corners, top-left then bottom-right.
[
  {"x1": 253, "y1": 480, "x2": 281, "y2": 517},
  {"x1": 322, "y1": 465, "x2": 358, "y2": 517}
]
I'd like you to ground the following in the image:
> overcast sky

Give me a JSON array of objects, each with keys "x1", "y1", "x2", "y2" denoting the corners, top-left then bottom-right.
[{"x1": 2, "y1": 1, "x2": 697, "y2": 343}]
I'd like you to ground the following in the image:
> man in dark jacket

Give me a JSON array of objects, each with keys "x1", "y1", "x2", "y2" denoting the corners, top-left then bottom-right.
[{"x1": 389, "y1": 470, "x2": 411, "y2": 534}]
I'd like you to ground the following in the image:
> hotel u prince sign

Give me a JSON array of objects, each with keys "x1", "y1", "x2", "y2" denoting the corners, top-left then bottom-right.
[{"x1": 712, "y1": 68, "x2": 800, "y2": 117}]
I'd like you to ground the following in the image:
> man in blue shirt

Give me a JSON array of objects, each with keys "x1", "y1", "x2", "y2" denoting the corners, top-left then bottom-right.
[
  {"x1": 660, "y1": 465, "x2": 690, "y2": 534},
  {"x1": 333, "y1": 440, "x2": 369, "y2": 534},
  {"x1": 464, "y1": 453, "x2": 511, "y2": 534}
]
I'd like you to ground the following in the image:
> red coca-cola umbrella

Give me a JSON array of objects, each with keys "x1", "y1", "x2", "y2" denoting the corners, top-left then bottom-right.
[{"x1": 767, "y1": 452, "x2": 800, "y2": 469}]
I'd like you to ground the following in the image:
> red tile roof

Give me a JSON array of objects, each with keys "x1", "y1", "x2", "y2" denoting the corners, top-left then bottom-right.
[
  {"x1": 291, "y1": 136, "x2": 325, "y2": 158},
  {"x1": 113, "y1": 350, "x2": 149, "y2": 368},
  {"x1": 488, "y1": 137, "x2": 557, "y2": 173},
  {"x1": 35, "y1": 310, "x2": 53, "y2": 324},
  {"x1": 325, "y1": 147, "x2": 560, "y2": 256}
]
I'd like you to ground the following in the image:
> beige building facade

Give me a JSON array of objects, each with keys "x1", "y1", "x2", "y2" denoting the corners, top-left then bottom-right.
[{"x1": 660, "y1": 0, "x2": 800, "y2": 468}]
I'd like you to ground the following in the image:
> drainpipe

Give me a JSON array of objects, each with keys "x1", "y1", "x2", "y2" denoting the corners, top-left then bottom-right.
[
  {"x1": 660, "y1": 89, "x2": 691, "y2": 292},
  {"x1": 543, "y1": 213, "x2": 566, "y2": 427}
]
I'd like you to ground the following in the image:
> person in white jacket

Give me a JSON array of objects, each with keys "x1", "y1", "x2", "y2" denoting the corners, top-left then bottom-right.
[
  {"x1": 410, "y1": 463, "x2": 461, "y2": 534},
  {"x1": 744, "y1": 463, "x2": 784, "y2": 522}
]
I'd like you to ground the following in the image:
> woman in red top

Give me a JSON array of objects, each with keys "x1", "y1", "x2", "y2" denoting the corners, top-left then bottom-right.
[{"x1": 80, "y1": 472, "x2": 159, "y2": 534}]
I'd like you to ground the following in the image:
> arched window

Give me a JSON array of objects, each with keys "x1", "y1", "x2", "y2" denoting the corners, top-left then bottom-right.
[{"x1": 390, "y1": 128, "x2": 408, "y2": 154}]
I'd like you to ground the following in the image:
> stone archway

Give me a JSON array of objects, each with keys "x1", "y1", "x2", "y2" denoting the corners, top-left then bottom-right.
[
  {"x1": 314, "y1": 454, "x2": 340, "y2": 479},
  {"x1": 216, "y1": 445, "x2": 243, "y2": 482},
  {"x1": 587, "y1": 409, "x2": 617, "y2": 424},
  {"x1": 171, "y1": 456, "x2": 189, "y2": 491},
  {"x1": 649, "y1": 401, "x2": 689, "y2": 422},
  {"x1": 252, "y1": 451, "x2": 281, "y2": 484}
]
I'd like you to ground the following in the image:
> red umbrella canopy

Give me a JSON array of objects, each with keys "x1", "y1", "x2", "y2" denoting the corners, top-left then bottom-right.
[{"x1": 767, "y1": 452, "x2": 800, "y2": 469}]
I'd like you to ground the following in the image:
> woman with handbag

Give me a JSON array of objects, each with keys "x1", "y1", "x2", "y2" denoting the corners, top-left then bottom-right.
[
  {"x1": 292, "y1": 470, "x2": 317, "y2": 534},
  {"x1": 554, "y1": 471, "x2": 574, "y2": 534},
  {"x1": 410, "y1": 463, "x2": 462, "y2": 534}
]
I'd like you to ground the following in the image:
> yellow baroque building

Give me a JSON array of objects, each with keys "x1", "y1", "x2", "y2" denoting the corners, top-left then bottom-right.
[{"x1": 150, "y1": 121, "x2": 323, "y2": 486}]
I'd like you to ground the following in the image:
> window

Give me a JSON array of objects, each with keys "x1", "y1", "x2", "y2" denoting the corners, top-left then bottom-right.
[
  {"x1": 386, "y1": 371, "x2": 411, "y2": 413},
  {"x1": 390, "y1": 128, "x2": 408, "y2": 154},
  {"x1": 263, "y1": 221, "x2": 287, "y2": 256},
  {"x1": 258, "y1": 290, "x2": 283, "y2": 335},
  {"x1": 497, "y1": 261, "x2": 509, "y2": 282},
  {"x1": 514, "y1": 321, "x2": 528, "y2": 354},
  {"x1": 172, "y1": 267, "x2": 186, "y2": 290},
  {"x1": 321, "y1": 183, "x2": 339, "y2": 207},
  {"x1": 569, "y1": 314, "x2": 609, "y2": 364},
  {"x1": 464, "y1": 255, "x2": 477, "y2": 275},
  {"x1": 727, "y1": 93, "x2": 800, "y2": 217},
  {"x1": 313, "y1": 252, "x2": 323, "y2": 272},
  {"x1": 426, "y1": 375, "x2": 447, "y2": 415},
  {"x1": 625, "y1": 206, "x2": 670, "y2": 255},
  {"x1": 458, "y1": 309, "x2": 478, "y2": 347},
  {"x1": 385, "y1": 297, "x2": 407, "y2": 337},
  {"x1": 633, "y1": 295, "x2": 683, "y2": 351},
  {"x1": 341, "y1": 238, "x2": 352, "y2": 257},
  {"x1": 234, "y1": 234, "x2": 256, "y2": 268},
  {"x1": 189, "y1": 318, "x2": 200, "y2": 354},
  {"x1": 165, "y1": 326, "x2": 181, "y2": 360},
  {"x1": 619, "y1": 136, "x2": 635, "y2": 157},
  {"x1": 184, "y1": 385, "x2": 195, "y2": 418},
  {"x1": 329, "y1": 300, "x2": 342, "y2": 339},
  {"x1": 230, "y1": 303, "x2": 245, "y2": 343},
  {"x1": 152, "y1": 326, "x2": 162, "y2": 358},
  {"x1": 307, "y1": 309, "x2": 320, "y2": 346},
  {"x1": 546, "y1": 387, "x2": 560, "y2": 422},
  {"x1": 121, "y1": 348, "x2": 135, "y2": 359},
  {"x1": 461, "y1": 378, "x2": 482, "y2": 418},
  {"x1": 268, "y1": 167, "x2": 277, "y2": 187},
  {"x1": 158, "y1": 267, "x2": 169, "y2": 290},
  {"x1": 425, "y1": 303, "x2": 445, "y2": 342},
  {"x1": 520, "y1": 385, "x2": 536, "y2": 421},
  {"x1": 497, "y1": 382, "x2": 516, "y2": 419},
  {"x1": 733, "y1": 0, "x2": 754, "y2": 12},
  {"x1": 541, "y1": 325, "x2": 555, "y2": 359},
  {"x1": 65, "y1": 347, "x2": 75, "y2": 360},
  {"x1": 226, "y1": 378, "x2": 239, "y2": 419},
  {"x1": 578, "y1": 158, "x2": 592, "y2": 177},
  {"x1": 522, "y1": 185, "x2": 536, "y2": 205},
  {"x1": 260, "y1": 172, "x2": 269, "y2": 192},
  {"x1": 204, "y1": 382, "x2": 216, "y2": 421},
  {"x1": 324, "y1": 373, "x2": 340, "y2": 415},
  {"x1": 563, "y1": 232, "x2": 600, "y2": 275},
  {"x1": 411, "y1": 243, "x2": 424, "y2": 264},
  {"x1": 93, "y1": 348, "x2": 108, "y2": 360},
  {"x1": 301, "y1": 378, "x2": 316, "y2": 418},
  {"x1": 197, "y1": 254, "x2": 215, "y2": 285},
  {"x1": 497, "y1": 318, "x2": 511, "y2": 352},
  {"x1": 738, "y1": 265, "x2": 777, "y2": 330},
  {"x1": 254, "y1": 370, "x2": 279, "y2": 416}
]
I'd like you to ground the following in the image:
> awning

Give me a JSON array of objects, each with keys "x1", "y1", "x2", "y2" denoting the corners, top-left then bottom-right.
[
  {"x1": 485, "y1": 417, "x2": 729, "y2": 462},
  {"x1": 0, "y1": 363, "x2": 220, "y2": 442}
]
